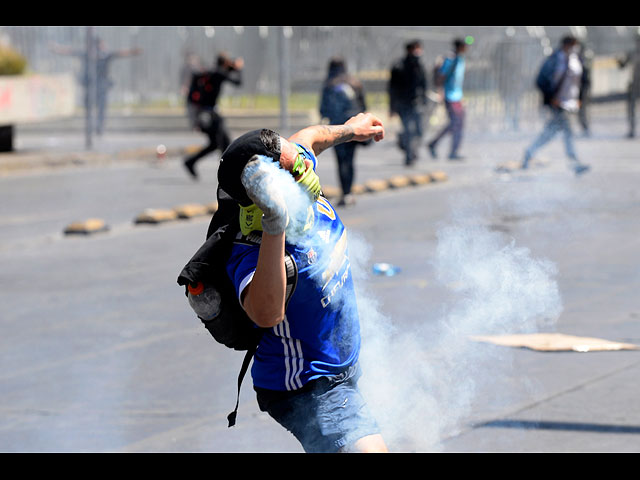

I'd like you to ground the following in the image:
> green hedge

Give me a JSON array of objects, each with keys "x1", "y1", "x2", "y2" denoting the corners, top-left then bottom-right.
[{"x1": 0, "y1": 46, "x2": 27, "y2": 76}]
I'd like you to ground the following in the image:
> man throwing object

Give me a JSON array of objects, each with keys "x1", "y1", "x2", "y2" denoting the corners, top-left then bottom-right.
[{"x1": 217, "y1": 113, "x2": 388, "y2": 453}]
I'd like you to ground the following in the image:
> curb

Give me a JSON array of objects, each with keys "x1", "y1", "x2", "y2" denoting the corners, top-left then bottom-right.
[
  {"x1": 320, "y1": 171, "x2": 447, "y2": 200},
  {"x1": 62, "y1": 171, "x2": 447, "y2": 236},
  {"x1": 133, "y1": 201, "x2": 218, "y2": 225},
  {"x1": 0, "y1": 144, "x2": 201, "y2": 175}
]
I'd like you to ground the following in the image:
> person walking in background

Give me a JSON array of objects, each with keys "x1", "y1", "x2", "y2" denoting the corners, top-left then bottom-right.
[
  {"x1": 618, "y1": 32, "x2": 640, "y2": 138},
  {"x1": 51, "y1": 36, "x2": 142, "y2": 136},
  {"x1": 179, "y1": 51, "x2": 204, "y2": 130},
  {"x1": 578, "y1": 42, "x2": 594, "y2": 137},
  {"x1": 319, "y1": 57, "x2": 368, "y2": 206},
  {"x1": 388, "y1": 40, "x2": 427, "y2": 166},
  {"x1": 183, "y1": 52, "x2": 243, "y2": 179},
  {"x1": 522, "y1": 35, "x2": 590, "y2": 176},
  {"x1": 428, "y1": 38, "x2": 468, "y2": 161},
  {"x1": 493, "y1": 36, "x2": 528, "y2": 132}
]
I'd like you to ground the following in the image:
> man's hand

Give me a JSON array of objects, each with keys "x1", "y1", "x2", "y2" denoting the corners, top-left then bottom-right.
[
  {"x1": 241, "y1": 155, "x2": 289, "y2": 235},
  {"x1": 345, "y1": 112, "x2": 385, "y2": 143},
  {"x1": 288, "y1": 112, "x2": 385, "y2": 156}
]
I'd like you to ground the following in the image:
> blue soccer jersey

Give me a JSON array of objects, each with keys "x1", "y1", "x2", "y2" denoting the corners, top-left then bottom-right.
[{"x1": 225, "y1": 144, "x2": 361, "y2": 392}]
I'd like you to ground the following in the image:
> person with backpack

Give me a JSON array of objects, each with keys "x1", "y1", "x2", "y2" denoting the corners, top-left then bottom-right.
[
  {"x1": 617, "y1": 32, "x2": 640, "y2": 138},
  {"x1": 522, "y1": 35, "x2": 590, "y2": 175},
  {"x1": 179, "y1": 51, "x2": 204, "y2": 130},
  {"x1": 319, "y1": 57, "x2": 368, "y2": 206},
  {"x1": 388, "y1": 40, "x2": 428, "y2": 166},
  {"x1": 178, "y1": 112, "x2": 388, "y2": 453},
  {"x1": 427, "y1": 38, "x2": 468, "y2": 161},
  {"x1": 183, "y1": 52, "x2": 244, "y2": 179}
]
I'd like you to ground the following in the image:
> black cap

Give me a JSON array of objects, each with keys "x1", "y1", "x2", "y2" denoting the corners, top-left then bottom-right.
[{"x1": 217, "y1": 129, "x2": 281, "y2": 206}]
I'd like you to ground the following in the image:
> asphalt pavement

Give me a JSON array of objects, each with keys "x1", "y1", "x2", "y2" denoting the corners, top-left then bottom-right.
[{"x1": 1, "y1": 107, "x2": 639, "y2": 453}]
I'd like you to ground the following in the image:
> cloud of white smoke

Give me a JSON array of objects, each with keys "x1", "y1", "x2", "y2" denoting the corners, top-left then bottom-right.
[
  {"x1": 353, "y1": 190, "x2": 563, "y2": 451},
  {"x1": 240, "y1": 156, "x2": 314, "y2": 244},
  {"x1": 242, "y1": 155, "x2": 565, "y2": 452}
]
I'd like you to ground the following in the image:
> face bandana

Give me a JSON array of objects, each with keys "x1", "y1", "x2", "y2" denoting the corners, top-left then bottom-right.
[{"x1": 292, "y1": 145, "x2": 322, "y2": 202}]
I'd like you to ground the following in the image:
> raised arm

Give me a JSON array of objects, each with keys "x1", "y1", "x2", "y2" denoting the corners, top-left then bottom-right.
[
  {"x1": 49, "y1": 43, "x2": 80, "y2": 56},
  {"x1": 288, "y1": 112, "x2": 384, "y2": 157},
  {"x1": 113, "y1": 47, "x2": 143, "y2": 58},
  {"x1": 238, "y1": 156, "x2": 290, "y2": 328},
  {"x1": 242, "y1": 231, "x2": 287, "y2": 328}
]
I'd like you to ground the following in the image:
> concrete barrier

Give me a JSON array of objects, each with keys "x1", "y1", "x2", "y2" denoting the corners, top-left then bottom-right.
[
  {"x1": 134, "y1": 208, "x2": 179, "y2": 224},
  {"x1": 0, "y1": 74, "x2": 75, "y2": 151},
  {"x1": 409, "y1": 173, "x2": 433, "y2": 185},
  {"x1": 320, "y1": 185, "x2": 341, "y2": 199},
  {"x1": 174, "y1": 203, "x2": 209, "y2": 219},
  {"x1": 351, "y1": 184, "x2": 366, "y2": 195},
  {"x1": 429, "y1": 171, "x2": 448, "y2": 182},
  {"x1": 364, "y1": 179, "x2": 390, "y2": 193},
  {"x1": 388, "y1": 175, "x2": 411, "y2": 189},
  {"x1": 63, "y1": 218, "x2": 109, "y2": 235}
]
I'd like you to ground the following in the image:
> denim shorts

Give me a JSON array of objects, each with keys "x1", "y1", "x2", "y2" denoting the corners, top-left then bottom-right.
[{"x1": 254, "y1": 363, "x2": 380, "y2": 453}]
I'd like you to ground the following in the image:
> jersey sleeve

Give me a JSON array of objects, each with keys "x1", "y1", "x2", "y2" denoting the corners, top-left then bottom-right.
[{"x1": 225, "y1": 242, "x2": 261, "y2": 305}]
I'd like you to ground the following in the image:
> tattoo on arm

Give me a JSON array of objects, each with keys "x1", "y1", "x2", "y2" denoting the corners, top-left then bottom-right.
[{"x1": 313, "y1": 125, "x2": 355, "y2": 155}]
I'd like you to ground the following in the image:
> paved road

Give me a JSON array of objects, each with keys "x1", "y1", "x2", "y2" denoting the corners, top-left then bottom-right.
[{"x1": 1, "y1": 112, "x2": 639, "y2": 452}]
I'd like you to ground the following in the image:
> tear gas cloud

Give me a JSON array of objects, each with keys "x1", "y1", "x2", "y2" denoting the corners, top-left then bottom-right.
[{"x1": 352, "y1": 189, "x2": 564, "y2": 451}]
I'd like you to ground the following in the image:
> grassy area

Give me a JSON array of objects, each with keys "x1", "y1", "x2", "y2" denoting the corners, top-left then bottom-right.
[
  {"x1": 117, "y1": 91, "x2": 390, "y2": 114},
  {"x1": 220, "y1": 92, "x2": 389, "y2": 111}
]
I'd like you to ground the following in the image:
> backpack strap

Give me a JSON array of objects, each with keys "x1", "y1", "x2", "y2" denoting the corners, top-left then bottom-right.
[
  {"x1": 438, "y1": 55, "x2": 459, "y2": 87},
  {"x1": 551, "y1": 54, "x2": 571, "y2": 103},
  {"x1": 227, "y1": 342, "x2": 259, "y2": 427}
]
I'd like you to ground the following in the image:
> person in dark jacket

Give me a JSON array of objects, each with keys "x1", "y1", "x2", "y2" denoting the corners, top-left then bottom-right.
[
  {"x1": 319, "y1": 57, "x2": 367, "y2": 206},
  {"x1": 388, "y1": 40, "x2": 428, "y2": 166},
  {"x1": 618, "y1": 32, "x2": 640, "y2": 138},
  {"x1": 183, "y1": 52, "x2": 243, "y2": 179}
]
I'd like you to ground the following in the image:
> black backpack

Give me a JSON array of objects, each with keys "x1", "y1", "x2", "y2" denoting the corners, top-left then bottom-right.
[
  {"x1": 535, "y1": 50, "x2": 573, "y2": 106},
  {"x1": 187, "y1": 71, "x2": 219, "y2": 108},
  {"x1": 177, "y1": 187, "x2": 298, "y2": 427},
  {"x1": 388, "y1": 59, "x2": 406, "y2": 111}
]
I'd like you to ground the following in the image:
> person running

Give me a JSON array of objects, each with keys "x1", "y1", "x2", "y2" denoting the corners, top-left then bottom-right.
[{"x1": 183, "y1": 53, "x2": 243, "y2": 179}]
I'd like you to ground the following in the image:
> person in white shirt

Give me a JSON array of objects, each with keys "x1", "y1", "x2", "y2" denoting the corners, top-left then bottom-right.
[{"x1": 522, "y1": 35, "x2": 590, "y2": 176}]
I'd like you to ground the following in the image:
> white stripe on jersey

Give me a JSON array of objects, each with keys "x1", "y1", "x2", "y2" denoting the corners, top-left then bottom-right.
[
  {"x1": 292, "y1": 338, "x2": 304, "y2": 390},
  {"x1": 275, "y1": 317, "x2": 304, "y2": 391}
]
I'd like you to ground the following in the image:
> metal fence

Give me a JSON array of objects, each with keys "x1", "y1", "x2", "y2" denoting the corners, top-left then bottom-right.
[{"x1": 1, "y1": 26, "x2": 638, "y2": 124}]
